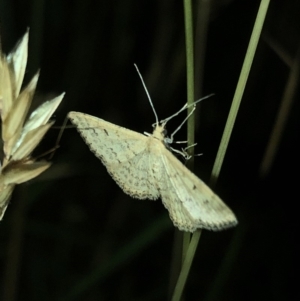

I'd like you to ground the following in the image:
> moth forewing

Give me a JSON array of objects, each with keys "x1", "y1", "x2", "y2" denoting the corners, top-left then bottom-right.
[
  {"x1": 68, "y1": 112, "x2": 149, "y2": 163},
  {"x1": 68, "y1": 109, "x2": 238, "y2": 232},
  {"x1": 152, "y1": 123, "x2": 237, "y2": 231},
  {"x1": 154, "y1": 157, "x2": 197, "y2": 232},
  {"x1": 68, "y1": 112, "x2": 159, "y2": 200},
  {"x1": 161, "y1": 150, "x2": 237, "y2": 230}
]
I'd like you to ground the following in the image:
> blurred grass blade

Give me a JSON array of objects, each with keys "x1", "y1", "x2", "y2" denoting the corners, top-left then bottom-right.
[
  {"x1": 210, "y1": 0, "x2": 271, "y2": 186},
  {"x1": 259, "y1": 46, "x2": 300, "y2": 177}
]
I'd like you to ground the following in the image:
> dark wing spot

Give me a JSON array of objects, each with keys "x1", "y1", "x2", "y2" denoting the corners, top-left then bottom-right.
[
  {"x1": 104, "y1": 129, "x2": 109, "y2": 136},
  {"x1": 193, "y1": 185, "x2": 196, "y2": 190}
]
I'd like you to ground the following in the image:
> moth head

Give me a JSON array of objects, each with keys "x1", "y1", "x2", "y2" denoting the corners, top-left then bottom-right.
[{"x1": 152, "y1": 122, "x2": 167, "y2": 141}]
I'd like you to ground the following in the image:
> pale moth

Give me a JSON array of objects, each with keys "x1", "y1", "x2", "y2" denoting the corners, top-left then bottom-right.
[{"x1": 68, "y1": 68, "x2": 237, "y2": 232}]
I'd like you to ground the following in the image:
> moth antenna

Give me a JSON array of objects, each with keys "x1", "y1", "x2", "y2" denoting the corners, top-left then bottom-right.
[
  {"x1": 134, "y1": 64, "x2": 159, "y2": 126},
  {"x1": 169, "y1": 105, "x2": 196, "y2": 142},
  {"x1": 161, "y1": 93, "x2": 214, "y2": 125},
  {"x1": 162, "y1": 94, "x2": 214, "y2": 144}
]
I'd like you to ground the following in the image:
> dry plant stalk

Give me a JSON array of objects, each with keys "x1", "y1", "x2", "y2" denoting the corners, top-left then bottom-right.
[{"x1": 0, "y1": 30, "x2": 64, "y2": 220}]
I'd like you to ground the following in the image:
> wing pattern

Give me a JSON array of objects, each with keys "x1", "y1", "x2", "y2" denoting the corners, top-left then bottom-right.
[
  {"x1": 68, "y1": 112, "x2": 159, "y2": 199},
  {"x1": 69, "y1": 111, "x2": 238, "y2": 232},
  {"x1": 160, "y1": 149, "x2": 237, "y2": 231}
]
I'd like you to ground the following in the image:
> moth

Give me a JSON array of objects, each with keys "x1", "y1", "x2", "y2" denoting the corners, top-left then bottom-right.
[{"x1": 68, "y1": 68, "x2": 237, "y2": 232}]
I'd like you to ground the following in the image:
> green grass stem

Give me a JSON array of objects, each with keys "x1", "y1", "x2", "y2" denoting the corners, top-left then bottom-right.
[{"x1": 172, "y1": 0, "x2": 270, "y2": 300}]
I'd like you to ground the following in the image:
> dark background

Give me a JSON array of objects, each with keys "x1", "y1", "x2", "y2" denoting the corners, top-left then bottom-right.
[{"x1": 0, "y1": 0, "x2": 299, "y2": 300}]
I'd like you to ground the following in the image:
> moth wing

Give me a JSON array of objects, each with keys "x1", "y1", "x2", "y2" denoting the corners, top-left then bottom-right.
[
  {"x1": 69, "y1": 112, "x2": 149, "y2": 164},
  {"x1": 160, "y1": 149, "x2": 238, "y2": 231},
  {"x1": 68, "y1": 111, "x2": 159, "y2": 199},
  {"x1": 156, "y1": 161, "x2": 200, "y2": 232},
  {"x1": 105, "y1": 148, "x2": 162, "y2": 200}
]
